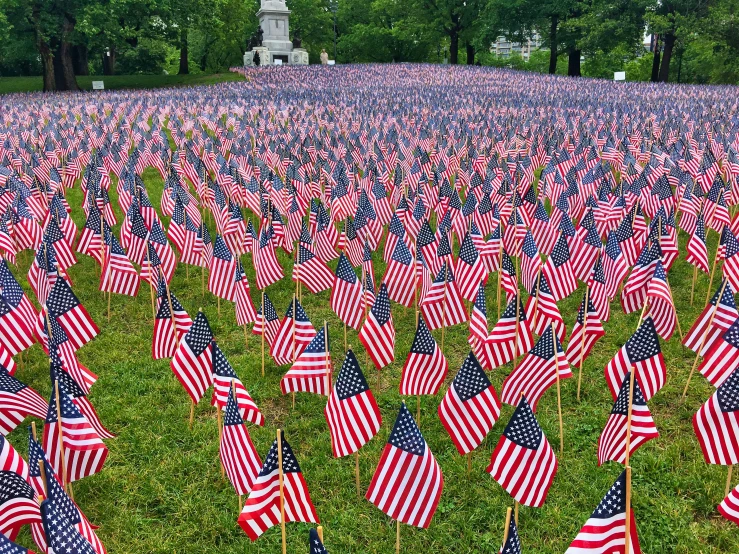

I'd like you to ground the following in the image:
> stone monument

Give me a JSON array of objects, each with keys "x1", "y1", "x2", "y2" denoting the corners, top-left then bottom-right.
[{"x1": 244, "y1": 0, "x2": 309, "y2": 66}]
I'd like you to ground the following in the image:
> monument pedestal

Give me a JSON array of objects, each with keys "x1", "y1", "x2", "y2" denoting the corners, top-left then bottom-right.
[
  {"x1": 244, "y1": 0, "x2": 309, "y2": 66},
  {"x1": 244, "y1": 46, "x2": 271, "y2": 66}
]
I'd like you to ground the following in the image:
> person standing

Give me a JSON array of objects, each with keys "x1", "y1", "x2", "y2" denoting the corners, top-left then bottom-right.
[
  {"x1": 320, "y1": 49, "x2": 329, "y2": 65},
  {"x1": 253, "y1": 51, "x2": 261, "y2": 67}
]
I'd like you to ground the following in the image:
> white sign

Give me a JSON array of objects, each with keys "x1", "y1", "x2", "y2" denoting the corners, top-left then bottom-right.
[
  {"x1": 614, "y1": 71, "x2": 626, "y2": 81},
  {"x1": 274, "y1": 59, "x2": 283, "y2": 65},
  {"x1": 92, "y1": 81, "x2": 105, "y2": 90},
  {"x1": 327, "y1": 60, "x2": 335, "y2": 66}
]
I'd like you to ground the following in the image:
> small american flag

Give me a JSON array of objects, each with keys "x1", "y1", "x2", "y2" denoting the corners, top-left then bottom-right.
[
  {"x1": 520, "y1": 230, "x2": 542, "y2": 295},
  {"x1": 331, "y1": 253, "x2": 363, "y2": 329},
  {"x1": 252, "y1": 292, "x2": 280, "y2": 347},
  {"x1": 498, "y1": 512, "x2": 521, "y2": 554},
  {"x1": 597, "y1": 371, "x2": 658, "y2": 466},
  {"x1": 383, "y1": 240, "x2": 416, "y2": 308},
  {"x1": 483, "y1": 296, "x2": 533, "y2": 369},
  {"x1": 170, "y1": 311, "x2": 215, "y2": 403},
  {"x1": 270, "y1": 298, "x2": 317, "y2": 366},
  {"x1": 280, "y1": 327, "x2": 332, "y2": 396},
  {"x1": 39, "y1": 499, "x2": 97, "y2": 554},
  {"x1": 541, "y1": 233, "x2": 578, "y2": 301},
  {"x1": 686, "y1": 212, "x2": 709, "y2": 273},
  {"x1": 152, "y1": 276, "x2": 192, "y2": 360},
  {"x1": 234, "y1": 260, "x2": 257, "y2": 326},
  {"x1": 0, "y1": 532, "x2": 31, "y2": 553},
  {"x1": 524, "y1": 272, "x2": 566, "y2": 342},
  {"x1": 238, "y1": 434, "x2": 319, "y2": 540},
  {"x1": 693, "y1": 366, "x2": 739, "y2": 465},
  {"x1": 220, "y1": 386, "x2": 262, "y2": 496},
  {"x1": 644, "y1": 261, "x2": 676, "y2": 340},
  {"x1": 0, "y1": 468, "x2": 40, "y2": 539},
  {"x1": 438, "y1": 352, "x2": 500, "y2": 455},
  {"x1": 399, "y1": 316, "x2": 448, "y2": 396},
  {"x1": 565, "y1": 290, "x2": 605, "y2": 369},
  {"x1": 419, "y1": 262, "x2": 468, "y2": 330},
  {"x1": 45, "y1": 278, "x2": 99, "y2": 351},
  {"x1": 309, "y1": 528, "x2": 328, "y2": 554},
  {"x1": 486, "y1": 395, "x2": 557, "y2": 507},
  {"x1": 683, "y1": 279, "x2": 737, "y2": 355},
  {"x1": 255, "y1": 226, "x2": 284, "y2": 290},
  {"x1": 209, "y1": 234, "x2": 236, "y2": 301},
  {"x1": 501, "y1": 325, "x2": 571, "y2": 411},
  {"x1": 295, "y1": 245, "x2": 334, "y2": 294},
  {"x1": 602, "y1": 231, "x2": 629, "y2": 299},
  {"x1": 723, "y1": 227, "x2": 739, "y2": 293},
  {"x1": 100, "y1": 224, "x2": 139, "y2": 297},
  {"x1": 468, "y1": 282, "x2": 489, "y2": 367},
  {"x1": 719, "y1": 482, "x2": 739, "y2": 526},
  {"x1": 0, "y1": 365, "x2": 47, "y2": 427},
  {"x1": 211, "y1": 343, "x2": 263, "y2": 425},
  {"x1": 359, "y1": 283, "x2": 395, "y2": 370},
  {"x1": 565, "y1": 470, "x2": 641, "y2": 553},
  {"x1": 324, "y1": 348, "x2": 382, "y2": 457},
  {"x1": 365, "y1": 403, "x2": 443, "y2": 528},
  {"x1": 604, "y1": 317, "x2": 666, "y2": 401},
  {"x1": 455, "y1": 232, "x2": 488, "y2": 302}
]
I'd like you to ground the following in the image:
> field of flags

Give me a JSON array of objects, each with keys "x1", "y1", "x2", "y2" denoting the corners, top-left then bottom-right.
[{"x1": 1, "y1": 62, "x2": 739, "y2": 553}]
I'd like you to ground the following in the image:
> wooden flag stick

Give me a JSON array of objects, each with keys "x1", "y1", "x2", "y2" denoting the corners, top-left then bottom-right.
[
  {"x1": 277, "y1": 429, "x2": 287, "y2": 554},
  {"x1": 682, "y1": 278, "x2": 729, "y2": 399},
  {"x1": 317, "y1": 525, "x2": 324, "y2": 542},
  {"x1": 54, "y1": 380, "x2": 71, "y2": 497},
  {"x1": 162, "y1": 267, "x2": 179, "y2": 353},
  {"x1": 576, "y1": 287, "x2": 590, "y2": 401},
  {"x1": 467, "y1": 451, "x2": 472, "y2": 476},
  {"x1": 502, "y1": 506, "x2": 512, "y2": 545},
  {"x1": 497, "y1": 242, "x2": 503, "y2": 320},
  {"x1": 624, "y1": 465, "x2": 633, "y2": 554},
  {"x1": 530, "y1": 270, "x2": 542, "y2": 331},
  {"x1": 727, "y1": 465, "x2": 734, "y2": 498},
  {"x1": 551, "y1": 323, "x2": 564, "y2": 455},
  {"x1": 261, "y1": 290, "x2": 266, "y2": 377},
  {"x1": 705, "y1": 241, "x2": 721, "y2": 306},
  {"x1": 513, "y1": 290, "x2": 521, "y2": 371},
  {"x1": 416, "y1": 395, "x2": 421, "y2": 425},
  {"x1": 441, "y1": 263, "x2": 448, "y2": 352},
  {"x1": 396, "y1": 520, "x2": 401, "y2": 554},
  {"x1": 31, "y1": 422, "x2": 47, "y2": 498},
  {"x1": 145, "y1": 242, "x2": 157, "y2": 320},
  {"x1": 189, "y1": 401, "x2": 195, "y2": 429},
  {"x1": 355, "y1": 451, "x2": 361, "y2": 497},
  {"x1": 514, "y1": 500, "x2": 519, "y2": 526},
  {"x1": 217, "y1": 407, "x2": 224, "y2": 478},
  {"x1": 243, "y1": 324, "x2": 249, "y2": 347},
  {"x1": 624, "y1": 366, "x2": 636, "y2": 468}
]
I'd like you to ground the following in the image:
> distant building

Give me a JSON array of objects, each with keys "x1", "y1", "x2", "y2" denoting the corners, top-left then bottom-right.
[{"x1": 491, "y1": 33, "x2": 542, "y2": 61}]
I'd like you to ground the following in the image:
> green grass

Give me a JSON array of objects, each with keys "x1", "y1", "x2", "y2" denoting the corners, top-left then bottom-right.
[
  {"x1": 7, "y1": 165, "x2": 739, "y2": 554},
  {"x1": 0, "y1": 73, "x2": 244, "y2": 95}
]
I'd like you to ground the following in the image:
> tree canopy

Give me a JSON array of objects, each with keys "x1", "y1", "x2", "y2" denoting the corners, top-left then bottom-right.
[{"x1": 1, "y1": 0, "x2": 738, "y2": 89}]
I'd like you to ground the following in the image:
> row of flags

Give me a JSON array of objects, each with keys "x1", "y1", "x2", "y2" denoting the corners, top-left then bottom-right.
[{"x1": 2, "y1": 61, "x2": 739, "y2": 551}]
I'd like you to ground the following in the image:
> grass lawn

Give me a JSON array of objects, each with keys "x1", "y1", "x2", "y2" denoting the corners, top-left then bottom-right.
[
  {"x1": 0, "y1": 73, "x2": 244, "y2": 95},
  {"x1": 6, "y1": 161, "x2": 739, "y2": 553}
]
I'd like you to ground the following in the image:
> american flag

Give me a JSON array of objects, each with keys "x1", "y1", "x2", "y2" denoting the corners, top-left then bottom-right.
[
  {"x1": 252, "y1": 292, "x2": 280, "y2": 347},
  {"x1": 52, "y1": 365, "x2": 113, "y2": 440},
  {"x1": 255, "y1": 226, "x2": 284, "y2": 290},
  {"x1": 686, "y1": 212, "x2": 709, "y2": 273},
  {"x1": 383, "y1": 240, "x2": 416, "y2": 308},
  {"x1": 220, "y1": 386, "x2": 262, "y2": 496},
  {"x1": 541, "y1": 233, "x2": 578, "y2": 301},
  {"x1": 0, "y1": 532, "x2": 31, "y2": 553},
  {"x1": 468, "y1": 282, "x2": 489, "y2": 367},
  {"x1": 604, "y1": 317, "x2": 666, "y2": 401},
  {"x1": 602, "y1": 231, "x2": 629, "y2": 299},
  {"x1": 501, "y1": 325, "x2": 571, "y2": 411},
  {"x1": 486, "y1": 395, "x2": 557, "y2": 507},
  {"x1": 565, "y1": 470, "x2": 641, "y2": 554},
  {"x1": 499, "y1": 249, "x2": 518, "y2": 302},
  {"x1": 280, "y1": 326, "x2": 332, "y2": 396},
  {"x1": 100, "y1": 224, "x2": 139, "y2": 297},
  {"x1": 723, "y1": 227, "x2": 739, "y2": 294},
  {"x1": 597, "y1": 371, "x2": 659, "y2": 466},
  {"x1": 365, "y1": 403, "x2": 443, "y2": 528},
  {"x1": 498, "y1": 512, "x2": 521, "y2": 554},
  {"x1": 483, "y1": 296, "x2": 533, "y2": 369},
  {"x1": 399, "y1": 316, "x2": 448, "y2": 396},
  {"x1": 1, "y1": 434, "x2": 29, "y2": 477},
  {"x1": 295, "y1": 245, "x2": 334, "y2": 294},
  {"x1": 0, "y1": 293, "x2": 35, "y2": 359},
  {"x1": 211, "y1": 343, "x2": 263, "y2": 425},
  {"x1": 324, "y1": 348, "x2": 382, "y2": 457},
  {"x1": 455, "y1": 232, "x2": 488, "y2": 302},
  {"x1": 684, "y1": 280, "x2": 737, "y2": 356},
  {"x1": 309, "y1": 527, "x2": 328, "y2": 554},
  {"x1": 43, "y1": 379, "x2": 108, "y2": 484},
  {"x1": 644, "y1": 261, "x2": 676, "y2": 340},
  {"x1": 2, "y1": 258, "x2": 37, "y2": 342},
  {"x1": 234, "y1": 260, "x2": 257, "y2": 326},
  {"x1": 621, "y1": 242, "x2": 661, "y2": 314},
  {"x1": 520, "y1": 230, "x2": 542, "y2": 295},
  {"x1": 359, "y1": 283, "x2": 396, "y2": 370},
  {"x1": 331, "y1": 253, "x2": 364, "y2": 329},
  {"x1": 419, "y1": 262, "x2": 468, "y2": 330},
  {"x1": 170, "y1": 311, "x2": 215, "y2": 403},
  {"x1": 39, "y1": 499, "x2": 97, "y2": 554},
  {"x1": 438, "y1": 352, "x2": 500, "y2": 455},
  {"x1": 152, "y1": 276, "x2": 192, "y2": 360},
  {"x1": 693, "y1": 366, "x2": 739, "y2": 465},
  {"x1": 238, "y1": 433, "x2": 319, "y2": 540},
  {"x1": 270, "y1": 298, "x2": 317, "y2": 366},
  {"x1": 572, "y1": 224, "x2": 602, "y2": 282},
  {"x1": 524, "y1": 272, "x2": 566, "y2": 342},
  {"x1": 719, "y1": 482, "x2": 739, "y2": 526},
  {"x1": 45, "y1": 278, "x2": 99, "y2": 351},
  {"x1": 0, "y1": 468, "x2": 40, "y2": 539},
  {"x1": 0, "y1": 366, "x2": 46, "y2": 434},
  {"x1": 208, "y1": 234, "x2": 236, "y2": 301},
  {"x1": 43, "y1": 218, "x2": 76, "y2": 270},
  {"x1": 565, "y1": 290, "x2": 605, "y2": 368}
]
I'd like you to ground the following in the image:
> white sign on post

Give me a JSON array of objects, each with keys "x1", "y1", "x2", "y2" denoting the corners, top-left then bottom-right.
[
  {"x1": 613, "y1": 71, "x2": 626, "y2": 81},
  {"x1": 327, "y1": 60, "x2": 335, "y2": 66},
  {"x1": 92, "y1": 81, "x2": 105, "y2": 90},
  {"x1": 274, "y1": 59, "x2": 283, "y2": 65}
]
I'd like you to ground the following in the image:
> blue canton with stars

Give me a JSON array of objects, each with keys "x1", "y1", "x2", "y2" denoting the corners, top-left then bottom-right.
[
  {"x1": 503, "y1": 397, "x2": 543, "y2": 450},
  {"x1": 309, "y1": 528, "x2": 328, "y2": 554},
  {"x1": 335, "y1": 349, "x2": 369, "y2": 401},
  {"x1": 391, "y1": 240, "x2": 412, "y2": 267},
  {"x1": 589, "y1": 471, "x2": 627, "y2": 519},
  {"x1": 500, "y1": 514, "x2": 521, "y2": 554},
  {"x1": 717, "y1": 366, "x2": 739, "y2": 413},
  {"x1": 625, "y1": 317, "x2": 661, "y2": 362},
  {"x1": 371, "y1": 284, "x2": 392, "y2": 325},
  {"x1": 453, "y1": 352, "x2": 491, "y2": 402},
  {"x1": 185, "y1": 312, "x2": 215, "y2": 357},
  {"x1": 258, "y1": 436, "x2": 302, "y2": 477},
  {"x1": 335, "y1": 253, "x2": 357, "y2": 284},
  {"x1": 40, "y1": 500, "x2": 97, "y2": 554},
  {"x1": 46, "y1": 279, "x2": 81, "y2": 318},
  {"x1": 612, "y1": 372, "x2": 648, "y2": 415},
  {"x1": 409, "y1": 317, "x2": 437, "y2": 355},
  {"x1": 529, "y1": 326, "x2": 562, "y2": 360},
  {"x1": 223, "y1": 387, "x2": 244, "y2": 427},
  {"x1": 388, "y1": 403, "x2": 426, "y2": 455}
]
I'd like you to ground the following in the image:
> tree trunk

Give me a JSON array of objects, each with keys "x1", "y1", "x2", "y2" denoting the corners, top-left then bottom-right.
[
  {"x1": 658, "y1": 32, "x2": 675, "y2": 82},
  {"x1": 466, "y1": 42, "x2": 475, "y2": 65},
  {"x1": 72, "y1": 44, "x2": 89, "y2": 75},
  {"x1": 52, "y1": 14, "x2": 79, "y2": 91},
  {"x1": 548, "y1": 15, "x2": 558, "y2": 74},
  {"x1": 449, "y1": 30, "x2": 459, "y2": 64},
  {"x1": 650, "y1": 36, "x2": 661, "y2": 82},
  {"x1": 567, "y1": 47, "x2": 581, "y2": 77},
  {"x1": 179, "y1": 27, "x2": 189, "y2": 74},
  {"x1": 102, "y1": 47, "x2": 116, "y2": 75},
  {"x1": 32, "y1": 0, "x2": 55, "y2": 91}
]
